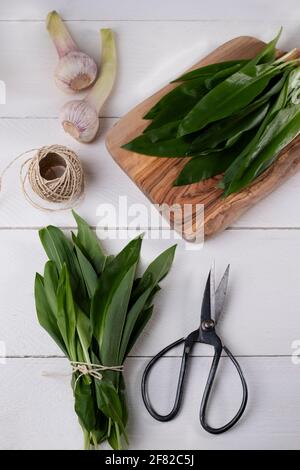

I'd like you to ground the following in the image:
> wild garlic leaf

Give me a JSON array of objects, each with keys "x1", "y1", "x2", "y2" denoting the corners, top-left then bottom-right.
[
  {"x1": 100, "y1": 263, "x2": 139, "y2": 365},
  {"x1": 123, "y1": 134, "x2": 192, "y2": 157},
  {"x1": 142, "y1": 244, "x2": 177, "y2": 284},
  {"x1": 43, "y1": 260, "x2": 59, "y2": 318},
  {"x1": 34, "y1": 273, "x2": 67, "y2": 355},
  {"x1": 76, "y1": 306, "x2": 92, "y2": 361},
  {"x1": 189, "y1": 103, "x2": 269, "y2": 154},
  {"x1": 72, "y1": 234, "x2": 98, "y2": 298},
  {"x1": 72, "y1": 210, "x2": 106, "y2": 275},
  {"x1": 125, "y1": 305, "x2": 154, "y2": 357},
  {"x1": 91, "y1": 237, "x2": 142, "y2": 358},
  {"x1": 118, "y1": 283, "x2": 153, "y2": 363},
  {"x1": 39, "y1": 225, "x2": 76, "y2": 273},
  {"x1": 178, "y1": 63, "x2": 285, "y2": 136},
  {"x1": 225, "y1": 103, "x2": 300, "y2": 194},
  {"x1": 39, "y1": 225, "x2": 84, "y2": 299},
  {"x1": 145, "y1": 80, "x2": 207, "y2": 130},
  {"x1": 144, "y1": 78, "x2": 207, "y2": 121},
  {"x1": 56, "y1": 265, "x2": 77, "y2": 359},
  {"x1": 74, "y1": 379, "x2": 97, "y2": 432},
  {"x1": 173, "y1": 60, "x2": 248, "y2": 82}
]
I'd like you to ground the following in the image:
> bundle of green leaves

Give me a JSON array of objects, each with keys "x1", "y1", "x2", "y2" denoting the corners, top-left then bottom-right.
[
  {"x1": 34, "y1": 211, "x2": 176, "y2": 449},
  {"x1": 123, "y1": 29, "x2": 300, "y2": 196}
]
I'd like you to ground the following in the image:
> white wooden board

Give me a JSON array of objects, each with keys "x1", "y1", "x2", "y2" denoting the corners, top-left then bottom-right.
[
  {"x1": 0, "y1": 21, "x2": 300, "y2": 119},
  {"x1": 1, "y1": 229, "x2": 300, "y2": 357},
  {"x1": 1, "y1": 0, "x2": 300, "y2": 22},
  {"x1": 0, "y1": 357, "x2": 299, "y2": 450},
  {"x1": 1, "y1": 119, "x2": 300, "y2": 229}
]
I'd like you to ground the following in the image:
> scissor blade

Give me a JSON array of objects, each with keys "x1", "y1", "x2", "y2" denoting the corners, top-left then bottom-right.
[
  {"x1": 200, "y1": 270, "x2": 213, "y2": 324},
  {"x1": 214, "y1": 264, "x2": 230, "y2": 325}
]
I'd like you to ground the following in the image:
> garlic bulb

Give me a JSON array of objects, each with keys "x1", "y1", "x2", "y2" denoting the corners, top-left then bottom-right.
[
  {"x1": 60, "y1": 29, "x2": 117, "y2": 143},
  {"x1": 60, "y1": 100, "x2": 99, "y2": 143},
  {"x1": 47, "y1": 11, "x2": 98, "y2": 93}
]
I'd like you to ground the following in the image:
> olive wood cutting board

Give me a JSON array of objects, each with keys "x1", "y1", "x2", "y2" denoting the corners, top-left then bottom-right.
[{"x1": 106, "y1": 36, "x2": 300, "y2": 241}]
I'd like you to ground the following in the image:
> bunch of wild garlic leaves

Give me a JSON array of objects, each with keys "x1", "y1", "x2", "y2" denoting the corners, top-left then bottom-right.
[
  {"x1": 124, "y1": 29, "x2": 300, "y2": 196},
  {"x1": 35, "y1": 211, "x2": 176, "y2": 449}
]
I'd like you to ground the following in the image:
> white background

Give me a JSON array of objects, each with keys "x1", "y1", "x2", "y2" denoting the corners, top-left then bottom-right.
[{"x1": 0, "y1": 0, "x2": 300, "y2": 450}]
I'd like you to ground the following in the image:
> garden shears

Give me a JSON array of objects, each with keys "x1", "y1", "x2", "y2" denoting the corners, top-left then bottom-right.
[{"x1": 141, "y1": 264, "x2": 248, "y2": 434}]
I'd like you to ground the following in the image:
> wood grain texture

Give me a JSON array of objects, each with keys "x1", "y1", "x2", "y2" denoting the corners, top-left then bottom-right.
[{"x1": 106, "y1": 36, "x2": 300, "y2": 240}]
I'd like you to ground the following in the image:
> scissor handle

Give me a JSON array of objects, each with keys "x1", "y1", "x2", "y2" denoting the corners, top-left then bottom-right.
[
  {"x1": 200, "y1": 345, "x2": 248, "y2": 434},
  {"x1": 141, "y1": 337, "x2": 189, "y2": 421}
]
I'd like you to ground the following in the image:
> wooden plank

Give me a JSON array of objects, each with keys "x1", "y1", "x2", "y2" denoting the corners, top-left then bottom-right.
[
  {"x1": 0, "y1": 117, "x2": 153, "y2": 228},
  {"x1": 106, "y1": 36, "x2": 300, "y2": 239},
  {"x1": 1, "y1": 118, "x2": 300, "y2": 229},
  {"x1": 1, "y1": 229, "x2": 300, "y2": 357},
  {"x1": 1, "y1": 0, "x2": 300, "y2": 22},
  {"x1": 0, "y1": 357, "x2": 299, "y2": 449},
  {"x1": 0, "y1": 22, "x2": 295, "y2": 119}
]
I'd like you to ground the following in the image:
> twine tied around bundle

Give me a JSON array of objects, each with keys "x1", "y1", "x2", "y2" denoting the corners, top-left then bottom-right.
[
  {"x1": 70, "y1": 361, "x2": 124, "y2": 387},
  {"x1": 0, "y1": 144, "x2": 84, "y2": 211}
]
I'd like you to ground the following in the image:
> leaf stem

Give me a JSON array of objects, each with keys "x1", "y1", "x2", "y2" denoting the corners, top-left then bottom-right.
[
  {"x1": 83, "y1": 429, "x2": 90, "y2": 450},
  {"x1": 46, "y1": 11, "x2": 78, "y2": 58},
  {"x1": 85, "y1": 29, "x2": 117, "y2": 114},
  {"x1": 91, "y1": 432, "x2": 98, "y2": 450},
  {"x1": 115, "y1": 423, "x2": 122, "y2": 450}
]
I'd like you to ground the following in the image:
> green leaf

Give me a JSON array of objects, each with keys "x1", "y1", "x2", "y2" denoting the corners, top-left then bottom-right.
[
  {"x1": 178, "y1": 62, "x2": 288, "y2": 136},
  {"x1": 204, "y1": 62, "x2": 247, "y2": 90},
  {"x1": 119, "y1": 283, "x2": 153, "y2": 363},
  {"x1": 39, "y1": 225, "x2": 76, "y2": 274},
  {"x1": 173, "y1": 60, "x2": 248, "y2": 82},
  {"x1": 143, "y1": 78, "x2": 207, "y2": 121},
  {"x1": 125, "y1": 305, "x2": 154, "y2": 357},
  {"x1": 91, "y1": 236, "x2": 142, "y2": 364},
  {"x1": 101, "y1": 264, "x2": 138, "y2": 365},
  {"x1": 72, "y1": 234, "x2": 98, "y2": 298},
  {"x1": 56, "y1": 265, "x2": 77, "y2": 359},
  {"x1": 138, "y1": 244, "x2": 176, "y2": 288},
  {"x1": 142, "y1": 120, "x2": 181, "y2": 142},
  {"x1": 73, "y1": 379, "x2": 97, "y2": 432},
  {"x1": 145, "y1": 81, "x2": 207, "y2": 130},
  {"x1": 34, "y1": 273, "x2": 67, "y2": 355},
  {"x1": 72, "y1": 211, "x2": 106, "y2": 275},
  {"x1": 174, "y1": 150, "x2": 236, "y2": 186},
  {"x1": 43, "y1": 260, "x2": 59, "y2": 318},
  {"x1": 224, "y1": 103, "x2": 300, "y2": 194},
  {"x1": 76, "y1": 307, "x2": 92, "y2": 360},
  {"x1": 39, "y1": 225, "x2": 85, "y2": 304},
  {"x1": 119, "y1": 245, "x2": 176, "y2": 362},
  {"x1": 95, "y1": 380, "x2": 125, "y2": 433},
  {"x1": 123, "y1": 134, "x2": 193, "y2": 157},
  {"x1": 189, "y1": 103, "x2": 269, "y2": 154},
  {"x1": 255, "y1": 28, "x2": 282, "y2": 65},
  {"x1": 222, "y1": 71, "x2": 293, "y2": 193}
]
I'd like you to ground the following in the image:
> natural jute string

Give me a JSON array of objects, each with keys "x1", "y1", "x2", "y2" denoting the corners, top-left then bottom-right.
[
  {"x1": 70, "y1": 361, "x2": 124, "y2": 387},
  {"x1": 0, "y1": 145, "x2": 84, "y2": 211}
]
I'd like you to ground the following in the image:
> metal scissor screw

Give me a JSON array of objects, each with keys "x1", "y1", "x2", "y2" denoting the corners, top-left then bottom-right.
[{"x1": 201, "y1": 319, "x2": 215, "y2": 331}]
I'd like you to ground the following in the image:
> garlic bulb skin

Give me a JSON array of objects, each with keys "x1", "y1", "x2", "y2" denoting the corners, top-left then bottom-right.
[
  {"x1": 55, "y1": 51, "x2": 98, "y2": 94},
  {"x1": 60, "y1": 100, "x2": 99, "y2": 143},
  {"x1": 47, "y1": 11, "x2": 98, "y2": 93}
]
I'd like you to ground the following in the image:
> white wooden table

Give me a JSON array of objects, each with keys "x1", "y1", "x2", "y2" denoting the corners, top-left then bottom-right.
[{"x1": 1, "y1": 0, "x2": 300, "y2": 450}]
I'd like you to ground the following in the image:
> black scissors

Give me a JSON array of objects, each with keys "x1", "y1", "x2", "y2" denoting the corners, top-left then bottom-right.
[{"x1": 141, "y1": 264, "x2": 248, "y2": 434}]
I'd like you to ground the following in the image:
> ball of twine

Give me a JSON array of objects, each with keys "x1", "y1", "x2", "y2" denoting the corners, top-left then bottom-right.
[
  {"x1": 25, "y1": 145, "x2": 84, "y2": 209},
  {"x1": 0, "y1": 144, "x2": 85, "y2": 211}
]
